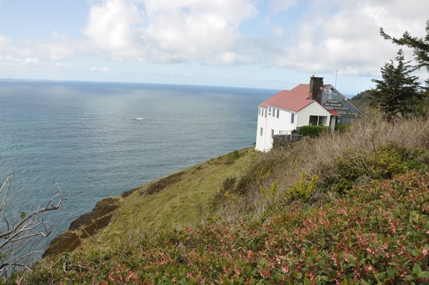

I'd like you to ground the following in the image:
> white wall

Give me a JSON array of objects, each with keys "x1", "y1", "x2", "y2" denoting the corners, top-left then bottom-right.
[
  {"x1": 256, "y1": 102, "x2": 334, "y2": 152},
  {"x1": 255, "y1": 102, "x2": 335, "y2": 151},
  {"x1": 255, "y1": 106, "x2": 297, "y2": 151},
  {"x1": 255, "y1": 107, "x2": 268, "y2": 151},
  {"x1": 296, "y1": 102, "x2": 331, "y2": 127}
]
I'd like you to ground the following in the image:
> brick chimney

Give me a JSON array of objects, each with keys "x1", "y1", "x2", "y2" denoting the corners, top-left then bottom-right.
[{"x1": 310, "y1": 76, "x2": 323, "y2": 104}]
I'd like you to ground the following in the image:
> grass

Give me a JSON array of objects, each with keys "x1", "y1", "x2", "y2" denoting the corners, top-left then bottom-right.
[
  {"x1": 8, "y1": 116, "x2": 429, "y2": 284},
  {"x1": 47, "y1": 148, "x2": 258, "y2": 256}
]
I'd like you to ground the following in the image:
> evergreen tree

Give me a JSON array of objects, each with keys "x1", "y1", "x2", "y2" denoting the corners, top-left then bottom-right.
[
  {"x1": 369, "y1": 50, "x2": 421, "y2": 121},
  {"x1": 380, "y1": 20, "x2": 429, "y2": 71}
]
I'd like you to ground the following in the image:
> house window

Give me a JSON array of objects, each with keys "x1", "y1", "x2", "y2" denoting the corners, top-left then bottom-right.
[
  {"x1": 271, "y1": 129, "x2": 274, "y2": 138},
  {"x1": 277, "y1": 109, "x2": 279, "y2": 118},
  {"x1": 309, "y1": 116, "x2": 327, "y2": 126},
  {"x1": 273, "y1": 108, "x2": 275, "y2": 117},
  {"x1": 260, "y1": 127, "x2": 263, "y2": 136},
  {"x1": 291, "y1": 113, "x2": 295, "y2": 124}
]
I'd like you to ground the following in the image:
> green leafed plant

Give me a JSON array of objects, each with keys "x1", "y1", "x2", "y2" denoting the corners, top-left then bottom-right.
[
  {"x1": 322, "y1": 142, "x2": 429, "y2": 193},
  {"x1": 259, "y1": 179, "x2": 278, "y2": 208},
  {"x1": 286, "y1": 172, "x2": 319, "y2": 201}
]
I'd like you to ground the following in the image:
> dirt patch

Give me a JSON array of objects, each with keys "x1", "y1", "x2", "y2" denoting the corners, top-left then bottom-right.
[
  {"x1": 43, "y1": 197, "x2": 120, "y2": 258},
  {"x1": 69, "y1": 197, "x2": 119, "y2": 230},
  {"x1": 80, "y1": 214, "x2": 113, "y2": 238},
  {"x1": 43, "y1": 231, "x2": 81, "y2": 258},
  {"x1": 143, "y1": 171, "x2": 185, "y2": 195},
  {"x1": 121, "y1": 187, "x2": 141, "y2": 198}
]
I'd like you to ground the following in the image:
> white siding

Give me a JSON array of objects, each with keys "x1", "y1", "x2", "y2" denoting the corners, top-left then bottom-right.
[
  {"x1": 255, "y1": 107, "x2": 269, "y2": 151},
  {"x1": 256, "y1": 102, "x2": 334, "y2": 152},
  {"x1": 256, "y1": 106, "x2": 298, "y2": 151},
  {"x1": 296, "y1": 102, "x2": 331, "y2": 127}
]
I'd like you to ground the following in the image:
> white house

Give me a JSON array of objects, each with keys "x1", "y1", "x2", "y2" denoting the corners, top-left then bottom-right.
[{"x1": 255, "y1": 76, "x2": 362, "y2": 152}]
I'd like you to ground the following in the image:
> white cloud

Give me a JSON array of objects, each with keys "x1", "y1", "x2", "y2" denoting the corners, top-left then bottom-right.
[
  {"x1": 54, "y1": 62, "x2": 73, "y2": 69},
  {"x1": 90, "y1": 66, "x2": 110, "y2": 72},
  {"x1": 0, "y1": 56, "x2": 39, "y2": 70},
  {"x1": 269, "y1": 0, "x2": 297, "y2": 13},
  {"x1": 23, "y1": 58, "x2": 39, "y2": 65},
  {"x1": 1, "y1": 0, "x2": 428, "y2": 84},
  {"x1": 264, "y1": 0, "x2": 429, "y2": 76},
  {"x1": 83, "y1": 0, "x2": 258, "y2": 64}
]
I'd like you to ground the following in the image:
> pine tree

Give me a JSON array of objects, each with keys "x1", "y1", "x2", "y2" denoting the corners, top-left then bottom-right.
[
  {"x1": 380, "y1": 20, "x2": 429, "y2": 71},
  {"x1": 369, "y1": 50, "x2": 421, "y2": 122}
]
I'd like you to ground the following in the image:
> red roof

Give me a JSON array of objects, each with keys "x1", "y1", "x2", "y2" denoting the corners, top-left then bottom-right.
[
  {"x1": 328, "y1": 110, "x2": 339, "y2": 116},
  {"x1": 259, "y1": 84, "x2": 314, "y2": 111},
  {"x1": 259, "y1": 83, "x2": 332, "y2": 112}
]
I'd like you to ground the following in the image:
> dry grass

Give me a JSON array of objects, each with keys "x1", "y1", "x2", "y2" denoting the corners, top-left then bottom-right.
[
  {"x1": 69, "y1": 148, "x2": 258, "y2": 255},
  {"x1": 43, "y1": 115, "x2": 429, "y2": 258},
  {"x1": 219, "y1": 115, "x2": 429, "y2": 220}
]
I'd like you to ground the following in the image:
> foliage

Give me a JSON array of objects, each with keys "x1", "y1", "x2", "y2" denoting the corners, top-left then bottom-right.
[
  {"x1": 350, "y1": 90, "x2": 372, "y2": 108},
  {"x1": 259, "y1": 179, "x2": 278, "y2": 209},
  {"x1": 286, "y1": 172, "x2": 319, "y2": 201},
  {"x1": 298, "y1": 125, "x2": 330, "y2": 137},
  {"x1": 321, "y1": 142, "x2": 428, "y2": 193},
  {"x1": 234, "y1": 159, "x2": 273, "y2": 195},
  {"x1": 221, "y1": 177, "x2": 236, "y2": 193},
  {"x1": 19, "y1": 170, "x2": 429, "y2": 284},
  {"x1": 12, "y1": 118, "x2": 429, "y2": 284},
  {"x1": 380, "y1": 19, "x2": 429, "y2": 71},
  {"x1": 369, "y1": 49, "x2": 422, "y2": 122},
  {"x1": 335, "y1": 123, "x2": 350, "y2": 132}
]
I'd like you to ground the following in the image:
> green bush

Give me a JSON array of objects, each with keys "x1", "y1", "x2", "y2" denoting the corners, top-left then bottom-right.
[
  {"x1": 335, "y1": 123, "x2": 350, "y2": 132},
  {"x1": 221, "y1": 177, "x2": 236, "y2": 193},
  {"x1": 286, "y1": 172, "x2": 319, "y2": 201},
  {"x1": 298, "y1": 125, "x2": 330, "y2": 137},
  {"x1": 20, "y1": 170, "x2": 429, "y2": 284},
  {"x1": 234, "y1": 159, "x2": 273, "y2": 195},
  {"x1": 322, "y1": 142, "x2": 429, "y2": 193}
]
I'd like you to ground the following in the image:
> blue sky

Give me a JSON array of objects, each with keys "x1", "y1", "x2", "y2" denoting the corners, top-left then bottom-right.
[{"x1": 0, "y1": 0, "x2": 428, "y2": 95}]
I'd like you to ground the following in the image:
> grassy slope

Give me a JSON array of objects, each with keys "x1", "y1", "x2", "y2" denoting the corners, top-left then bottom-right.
[
  {"x1": 15, "y1": 118, "x2": 429, "y2": 284},
  {"x1": 52, "y1": 148, "x2": 257, "y2": 255}
]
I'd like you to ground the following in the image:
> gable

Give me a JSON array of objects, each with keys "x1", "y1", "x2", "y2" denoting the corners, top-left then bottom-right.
[{"x1": 259, "y1": 84, "x2": 321, "y2": 112}]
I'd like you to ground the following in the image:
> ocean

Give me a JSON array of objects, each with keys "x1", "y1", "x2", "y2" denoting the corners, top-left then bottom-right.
[{"x1": 0, "y1": 80, "x2": 276, "y2": 258}]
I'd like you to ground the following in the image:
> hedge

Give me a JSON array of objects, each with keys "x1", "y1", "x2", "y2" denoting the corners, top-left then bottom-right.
[{"x1": 298, "y1": 125, "x2": 330, "y2": 137}]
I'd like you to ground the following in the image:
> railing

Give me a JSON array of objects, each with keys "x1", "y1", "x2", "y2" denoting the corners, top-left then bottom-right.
[{"x1": 273, "y1": 133, "x2": 303, "y2": 148}]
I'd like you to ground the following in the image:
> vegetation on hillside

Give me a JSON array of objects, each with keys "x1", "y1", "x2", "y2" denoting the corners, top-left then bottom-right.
[
  {"x1": 350, "y1": 90, "x2": 371, "y2": 108},
  {"x1": 5, "y1": 115, "x2": 429, "y2": 284}
]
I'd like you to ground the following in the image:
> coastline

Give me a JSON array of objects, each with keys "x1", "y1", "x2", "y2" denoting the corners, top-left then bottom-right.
[{"x1": 43, "y1": 148, "x2": 256, "y2": 258}]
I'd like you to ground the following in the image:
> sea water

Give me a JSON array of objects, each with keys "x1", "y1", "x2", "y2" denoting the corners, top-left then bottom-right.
[{"x1": 0, "y1": 80, "x2": 276, "y2": 256}]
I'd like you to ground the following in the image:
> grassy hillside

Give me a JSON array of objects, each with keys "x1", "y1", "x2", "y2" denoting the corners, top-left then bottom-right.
[
  {"x1": 350, "y1": 90, "x2": 372, "y2": 108},
  {"x1": 9, "y1": 117, "x2": 429, "y2": 284},
  {"x1": 43, "y1": 148, "x2": 258, "y2": 257}
]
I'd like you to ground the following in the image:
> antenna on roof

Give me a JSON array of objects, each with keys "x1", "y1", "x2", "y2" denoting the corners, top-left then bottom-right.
[{"x1": 335, "y1": 70, "x2": 338, "y2": 88}]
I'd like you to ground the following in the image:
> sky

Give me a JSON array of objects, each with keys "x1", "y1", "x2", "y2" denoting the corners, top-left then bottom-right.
[{"x1": 0, "y1": 0, "x2": 428, "y2": 95}]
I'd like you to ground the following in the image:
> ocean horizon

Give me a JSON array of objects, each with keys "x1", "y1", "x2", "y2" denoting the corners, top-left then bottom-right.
[{"x1": 0, "y1": 79, "x2": 277, "y2": 259}]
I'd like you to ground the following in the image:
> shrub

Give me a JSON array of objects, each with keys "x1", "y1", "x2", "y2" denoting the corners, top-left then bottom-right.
[
  {"x1": 286, "y1": 172, "x2": 319, "y2": 201},
  {"x1": 335, "y1": 123, "x2": 350, "y2": 132},
  {"x1": 259, "y1": 179, "x2": 278, "y2": 209},
  {"x1": 234, "y1": 159, "x2": 273, "y2": 195},
  {"x1": 20, "y1": 171, "x2": 429, "y2": 284},
  {"x1": 321, "y1": 142, "x2": 429, "y2": 193},
  {"x1": 298, "y1": 125, "x2": 330, "y2": 137},
  {"x1": 221, "y1": 177, "x2": 236, "y2": 193}
]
